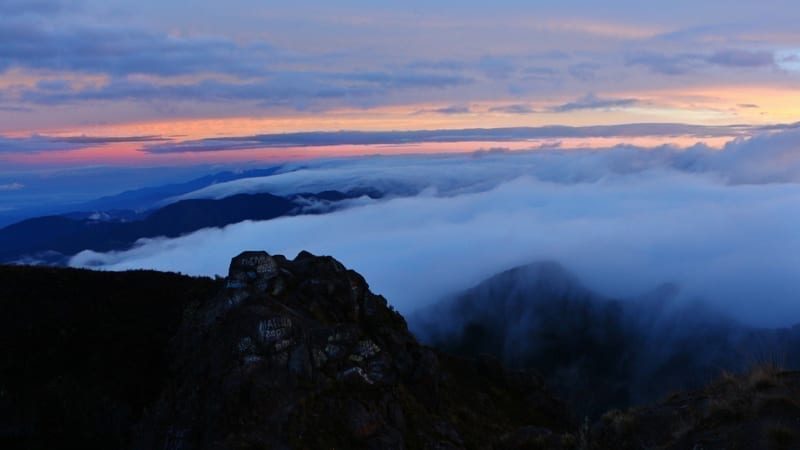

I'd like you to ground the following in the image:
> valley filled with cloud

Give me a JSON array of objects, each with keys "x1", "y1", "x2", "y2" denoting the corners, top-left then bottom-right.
[{"x1": 70, "y1": 127, "x2": 800, "y2": 327}]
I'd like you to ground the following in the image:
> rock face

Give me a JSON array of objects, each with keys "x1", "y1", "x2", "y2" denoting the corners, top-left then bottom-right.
[{"x1": 133, "y1": 251, "x2": 572, "y2": 449}]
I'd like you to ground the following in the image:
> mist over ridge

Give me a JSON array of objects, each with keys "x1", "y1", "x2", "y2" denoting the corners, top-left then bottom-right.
[{"x1": 411, "y1": 260, "x2": 800, "y2": 417}]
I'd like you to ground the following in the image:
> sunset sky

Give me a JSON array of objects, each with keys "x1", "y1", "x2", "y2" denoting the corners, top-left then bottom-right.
[
  {"x1": 3, "y1": 0, "x2": 800, "y2": 326},
  {"x1": 1, "y1": 0, "x2": 800, "y2": 168}
]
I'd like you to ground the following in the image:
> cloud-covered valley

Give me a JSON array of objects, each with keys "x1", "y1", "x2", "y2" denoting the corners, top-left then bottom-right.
[{"x1": 69, "y1": 128, "x2": 800, "y2": 327}]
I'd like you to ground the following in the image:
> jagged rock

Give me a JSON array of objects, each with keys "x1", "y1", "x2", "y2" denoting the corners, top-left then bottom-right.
[
  {"x1": 132, "y1": 251, "x2": 572, "y2": 449},
  {"x1": 229, "y1": 251, "x2": 279, "y2": 280}
]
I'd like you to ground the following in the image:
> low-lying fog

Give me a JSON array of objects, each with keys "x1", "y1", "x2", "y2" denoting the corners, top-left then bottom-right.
[{"x1": 72, "y1": 128, "x2": 800, "y2": 327}]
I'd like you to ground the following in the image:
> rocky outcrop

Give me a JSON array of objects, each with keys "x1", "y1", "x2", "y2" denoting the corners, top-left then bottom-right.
[{"x1": 133, "y1": 251, "x2": 573, "y2": 449}]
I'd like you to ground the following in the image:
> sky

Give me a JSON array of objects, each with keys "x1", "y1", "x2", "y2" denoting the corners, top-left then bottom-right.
[
  {"x1": 3, "y1": 0, "x2": 800, "y2": 326},
  {"x1": 1, "y1": 0, "x2": 800, "y2": 171}
]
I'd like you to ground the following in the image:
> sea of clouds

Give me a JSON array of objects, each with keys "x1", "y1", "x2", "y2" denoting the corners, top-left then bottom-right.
[{"x1": 71, "y1": 128, "x2": 800, "y2": 327}]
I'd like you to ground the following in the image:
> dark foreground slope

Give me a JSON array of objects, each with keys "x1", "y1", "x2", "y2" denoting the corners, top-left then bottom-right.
[
  {"x1": 0, "y1": 253, "x2": 572, "y2": 450},
  {"x1": 3, "y1": 255, "x2": 799, "y2": 450},
  {"x1": 0, "y1": 265, "x2": 223, "y2": 449},
  {"x1": 594, "y1": 365, "x2": 800, "y2": 450}
]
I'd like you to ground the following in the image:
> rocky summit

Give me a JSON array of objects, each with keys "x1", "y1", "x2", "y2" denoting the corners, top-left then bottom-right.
[{"x1": 86, "y1": 251, "x2": 570, "y2": 449}]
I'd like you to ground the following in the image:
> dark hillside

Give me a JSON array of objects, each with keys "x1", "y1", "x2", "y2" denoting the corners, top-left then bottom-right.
[
  {"x1": 0, "y1": 265, "x2": 222, "y2": 449},
  {"x1": 0, "y1": 255, "x2": 572, "y2": 450},
  {"x1": 2, "y1": 256, "x2": 799, "y2": 449}
]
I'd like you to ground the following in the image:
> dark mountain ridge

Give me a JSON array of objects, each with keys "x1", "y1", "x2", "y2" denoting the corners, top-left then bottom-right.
[
  {"x1": 2, "y1": 255, "x2": 799, "y2": 449},
  {"x1": 0, "y1": 193, "x2": 294, "y2": 264},
  {"x1": 413, "y1": 261, "x2": 800, "y2": 418},
  {"x1": 79, "y1": 166, "x2": 289, "y2": 213},
  {"x1": 0, "y1": 166, "x2": 291, "y2": 228},
  {"x1": 0, "y1": 189, "x2": 382, "y2": 265}
]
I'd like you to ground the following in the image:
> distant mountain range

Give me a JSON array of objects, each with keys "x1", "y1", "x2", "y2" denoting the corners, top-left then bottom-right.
[
  {"x1": 0, "y1": 188, "x2": 381, "y2": 264},
  {"x1": 0, "y1": 166, "x2": 292, "y2": 228},
  {"x1": 73, "y1": 166, "x2": 290, "y2": 213}
]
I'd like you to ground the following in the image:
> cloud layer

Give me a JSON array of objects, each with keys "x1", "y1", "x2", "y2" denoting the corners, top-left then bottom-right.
[
  {"x1": 158, "y1": 126, "x2": 800, "y2": 203},
  {"x1": 2, "y1": 0, "x2": 799, "y2": 130},
  {"x1": 71, "y1": 128, "x2": 800, "y2": 328},
  {"x1": 0, "y1": 134, "x2": 166, "y2": 154},
  {"x1": 141, "y1": 122, "x2": 755, "y2": 154}
]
